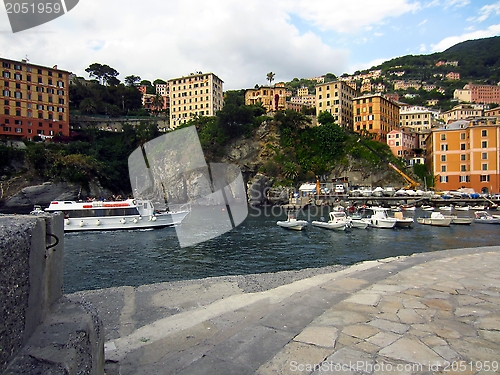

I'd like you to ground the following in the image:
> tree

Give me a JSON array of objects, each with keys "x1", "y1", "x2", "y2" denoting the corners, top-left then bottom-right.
[
  {"x1": 267, "y1": 72, "x2": 275, "y2": 86},
  {"x1": 85, "y1": 63, "x2": 119, "y2": 85},
  {"x1": 317, "y1": 110, "x2": 336, "y2": 126},
  {"x1": 153, "y1": 79, "x2": 167, "y2": 86},
  {"x1": 79, "y1": 98, "x2": 97, "y2": 114},
  {"x1": 124, "y1": 75, "x2": 141, "y2": 87},
  {"x1": 151, "y1": 94, "x2": 164, "y2": 116}
]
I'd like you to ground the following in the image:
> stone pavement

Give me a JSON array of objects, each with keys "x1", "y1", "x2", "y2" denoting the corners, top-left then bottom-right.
[{"x1": 68, "y1": 246, "x2": 500, "y2": 375}]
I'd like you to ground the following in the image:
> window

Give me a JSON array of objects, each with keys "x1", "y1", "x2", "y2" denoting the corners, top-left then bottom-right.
[
  {"x1": 440, "y1": 144, "x2": 448, "y2": 151},
  {"x1": 460, "y1": 143, "x2": 466, "y2": 150},
  {"x1": 3, "y1": 89, "x2": 10, "y2": 97},
  {"x1": 482, "y1": 141, "x2": 487, "y2": 148},
  {"x1": 480, "y1": 175, "x2": 490, "y2": 182},
  {"x1": 481, "y1": 129, "x2": 487, "y2": 137},
  {"x1": 460, "y1": 175, "x2": 469, "y2": 183},
  {"x1": 482, "y1": 163, "x2": 488, "y2": 171},
  {"x1": 460, "y1": 133, "x2": 466, "y2": 140},
  {"x1": 440, "y1": 176, "x2": 448, "y2": 183},
  {"x1": 482, "y1": 152, "x2": 488, "y2": 160},
  {"x1": 441, "y1": 165, "x2": 446, "y2": 172},
  {"x1": 441, "y1": 155, "x2": 446, "y2": 162},
  {"x1": 440, "y1": 134, "x2": 446, "y2": 140},
  {"x1": 460, "y1": 165, "x2": 466, "y2": 172}
]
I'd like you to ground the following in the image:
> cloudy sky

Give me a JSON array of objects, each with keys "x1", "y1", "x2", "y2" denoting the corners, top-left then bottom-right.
[{"x1": 1, "y1": 0, "x2": 499, "y2": 90}]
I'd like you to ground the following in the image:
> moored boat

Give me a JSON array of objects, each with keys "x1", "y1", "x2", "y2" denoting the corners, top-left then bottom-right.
[
  {"x1": 393, "y1": 211, "x2": 413, "y2": 228},
  {"x1": 367, "y1": 207, "x2": 397, "y2": 229},
  {"x1": 450, "y1": 215, "x2": 473, "y2": 225},
  {"x1": 44, "y1": 198, "x2": 189, "y2": 231},
  {"x1": 474, "y1": 211, "x2": 500, "y2": 224},
  {"x1": 277, "y1": 212, "x2": 308, "y2": 230},
  {"x1": 312, "y1": 211, "x2": 350, "y2": 231},
  {"x1": 417, "y1": 211, "x2": 452, "y2": 227}
]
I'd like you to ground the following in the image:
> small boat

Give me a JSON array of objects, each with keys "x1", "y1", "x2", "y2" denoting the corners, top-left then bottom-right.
[
  {"x1": 349, "y1": 213, "x2": 370, "y2": 229},
  {"x1": 454, "y1": 205, "x2": 470, "y2": 211},
  {"x1": 401, "y1": 204, "x2": 416, "y2": 211},
  {"x1": 312, "y1": 211, "x2": 350, "y2": 231},
  {"x1": 277, "y1": 212, "x2": 308, "y2": 230},
  {"x1": 44, "y1": 198, "x2": 189, "y2": 231},
  {"x1": 30, "y1": 205, "x2": 45, "y2": 215},
  {"x1": 421, "y1": 205, "x2": 434, "y2": 211},
  {"x1": 393, "y1": 211, "x2": 413, "y2": 228},
  {"x1": 439, "y1": 205, "x2": 453, "y2": 211},
  {"x1": 367, "y1": 207, "x2": 397, "y2": 229},
  {"x1": 372, "y1": 186, "x2": 384, "y2": 197},
  {"x1": 474, "y1": 211, "x2": 500, "y2": 224},
  {"x1": 451, "y1": 215, "x2": 473, "y2": 225},
  {"x1": 417, "y1": 212, "x2": 452, "y2": 227},
  {"x1": 470, "y1": 205, "x2": 486, "y2": 210}
]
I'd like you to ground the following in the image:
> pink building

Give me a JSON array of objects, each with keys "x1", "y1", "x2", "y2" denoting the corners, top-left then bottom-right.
[{"x1": 387, "y1": 128, "x2": 418, "y2": 158}]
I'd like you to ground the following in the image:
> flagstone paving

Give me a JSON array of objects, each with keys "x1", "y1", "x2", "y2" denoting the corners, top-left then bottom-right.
[{"x1": 68, "y1": 246, "x2": 500, "y2": 375}]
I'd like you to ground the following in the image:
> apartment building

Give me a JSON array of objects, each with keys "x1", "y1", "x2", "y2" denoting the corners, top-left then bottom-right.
[
  {"x1": 353, "y1": 93, "x2": 400, "y2": 142},
  {"x1": 1, "y1": 57, "x2": 70, "y2": 140},
  {"x1": 245, "y1": 83, "x2": 286, "y2": 113},
  {"x1": 156, "y1": 83, "x2": 168, "y2": 96},
  {"x1": 440, "y1": 104, "x2": 483, "y2": 123},
  {"x1": 168, "y1": 72, "x2": 224, "y2": 128},
  {"x1": 427, "y1": 120, "x2": 500, "y2": 193},
  {"x1": 387, "y1": 128, "x2": 418, "y2": 158},
  {"x1": 297, "y1": 87, "x2": 309, "y2": 96},
  {"x1": 315, "y1": 80, "x2": 359, "y2": 129}
]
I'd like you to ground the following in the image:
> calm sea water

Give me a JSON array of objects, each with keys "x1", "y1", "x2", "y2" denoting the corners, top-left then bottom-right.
[{"x1": 63, "y1": 206, "x2": 500, "y2": 293}]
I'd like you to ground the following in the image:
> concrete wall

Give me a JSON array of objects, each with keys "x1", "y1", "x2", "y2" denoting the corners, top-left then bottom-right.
[{"x1": 0, "y1": 214, "x2": 104, "y2": 375}]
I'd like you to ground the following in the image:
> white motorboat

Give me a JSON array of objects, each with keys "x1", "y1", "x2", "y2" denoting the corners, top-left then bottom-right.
[
  {"x1": 312, "y1": 211, "x2": 350, "y2": 231},
  {"x1": 401, "y1": 204, "x2": 416, "y2": 211},
  {"x1": 470, "y1": 205, "x2": 486, "y2": 210},
  {"x1": 367, "y1": 207, "x2": 397, "y2": 229},
  {"x1": 372, "y1": 186, "x2": 384, "y2": 197},
  {"x1": 450, "y1": 215, "x2": 473, "y2": 225},
  {"x1": 348, "y1": 213, "x2": 370, "y2": 229},
  {"x1": 421, "y1": 205, "x2": 434, "y2": 211},
  {"x1": 277, "y1": 213, "x2": 308, "y2": 230},
  {"x1": 474, "y1": 211, "x2": 500, "y2": 224},
  {"x1": 44, "y1": 198, "x2": 189, "y2": 232},
  {"x1": 439, "y1": 205, "x2": 453, "y2": 211},
  {"x1": 393, "y1": 211, "x2": 413, "y2": 228},
  {"x1": 454, "y1": 205, "x2": 470, "y2": 211},
  {"x1": 417, "y1": 212, "x2": 452, "y2": 227}
]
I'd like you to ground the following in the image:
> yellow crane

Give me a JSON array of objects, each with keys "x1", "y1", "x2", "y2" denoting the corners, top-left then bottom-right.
[{"x1": 356, "y1": 138, "x2": 420, "y2": 190}]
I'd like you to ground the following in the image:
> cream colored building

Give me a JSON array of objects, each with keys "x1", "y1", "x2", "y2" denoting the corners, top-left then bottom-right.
[
  {"x1": 168, "y1": 72, "x2": 223, "y2": 128},
  {"x1": 297, "y1": 87, "x2": 309, "y2": 96},
  {"x1": 454, "y1": 85, "x2": 472, "y2": 102},
  {"x1": 315, "y1": 80, "x2": 359, "y2": 128},
  {"x1": 440, "y1": 104, "x2": 483, "y2": 124},
  {"x1": 245, "y1": 83, "x2": 287, "y2": 112}
]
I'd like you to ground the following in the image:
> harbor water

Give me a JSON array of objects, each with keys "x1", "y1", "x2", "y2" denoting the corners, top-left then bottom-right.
[{"x1": 63, "y1": 205, "x2": 500, "y2": 293}]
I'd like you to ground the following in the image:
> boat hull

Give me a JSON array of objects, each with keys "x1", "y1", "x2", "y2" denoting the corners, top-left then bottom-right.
[
  {"x1": 277, "y1": 220, "x2": 308, "y2": 230},
  {"x1": 311, "y1": 221, "x2": 348, "y2": 231},
  {"x1": 417, "y1": 217, "x2": 452, "y2": 226},
  {"x1": 64, "y1": 211, "x2": 189, "y2": 232}
]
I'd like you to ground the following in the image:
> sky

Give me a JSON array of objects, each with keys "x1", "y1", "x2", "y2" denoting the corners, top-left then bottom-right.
[{"x1": 1, "y1": 0, "x2": 500, "y2": 90}]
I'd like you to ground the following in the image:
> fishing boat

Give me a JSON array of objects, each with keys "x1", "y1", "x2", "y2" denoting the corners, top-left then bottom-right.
[
  {"x1": 417, "y1": 212, "x2": 452, "y2": 227},
  {"x1": 393, "y1": 211, "x2": 413, "y2": 228},
  {"x1": 44, "y1": 198, "x2": 189, "y2": 232},
  {"x1": 312, "y1": 211, "x2": 350, "y2": 231},
  {"x1": 367, "y1": 207, "x2": 397, "y2": 229}
]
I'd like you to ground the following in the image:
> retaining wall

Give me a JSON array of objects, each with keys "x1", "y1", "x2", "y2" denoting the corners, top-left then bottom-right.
[{"x1": 0, "y1": 214, "x2": 104, "y2": 375}]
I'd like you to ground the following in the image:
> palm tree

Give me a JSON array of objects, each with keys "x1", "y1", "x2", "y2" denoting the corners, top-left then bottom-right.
[
  {"x1": 151, "y1": 94, "x2": 164, "y2": 116},
  {"x1": 267, "y1": 72, "x2": 275, "y2": 86}
]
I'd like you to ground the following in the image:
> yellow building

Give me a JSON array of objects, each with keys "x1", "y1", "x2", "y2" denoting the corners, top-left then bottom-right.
[
  {"x1": 315, "y1": 81, "x2": 359, "y2": 128},
  {"x1": 353, "y1": 93, "x2": 400, "y2": 142},
  {"x1": 168, "y1": 72, "x2": 224, "y2": 128},
  {"x1": 1, "y1": 57, "x2": 70, "y2": 140},
  {"x1": 427, "y1": 120, "x2": 500, "y2": 193},
  {"x1": 245, "y1": 83, "x2": 286, "y2": 113},
  {"x1": 439, "y1": 104, "x2": 483, "y2": 124}
]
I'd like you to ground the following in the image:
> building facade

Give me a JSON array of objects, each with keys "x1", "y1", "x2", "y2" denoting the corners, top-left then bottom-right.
[
  {"x1": 1, "y1": 57, "x2": 70, "y2": 140},
  {"x1": 168, "y1": 72, "x2": 224, "y2": 128},
  {"x1": 245, "y1": 83, "x2": 287, "y2": 113},
  {"x1": 315, "y1": 80, "x2": 359, "y2": 129},
  {"x1": 353, "y1": 93, "x2": 400, "y2": 142},
  {"x1": 427, "y1": 120, "x2": 500, "y2": 193},
  {"x1": 387, "y1": 128, "x2": 418, "y2": 159},
  {"x1": 440, "y1": 104, "x2": 483, "y2": 124}
]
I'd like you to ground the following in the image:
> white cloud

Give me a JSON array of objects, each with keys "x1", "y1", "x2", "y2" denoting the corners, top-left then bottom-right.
[
  {"x1": 419, "y1": 44, "x2": 427, "y2": 52},
  {"x1": 418, "y1": 19, "x2": 428, "y2": 26},
  {"x1": 0, "y1": 0, "x2": 350, "y2": 89},
  {"x1": 431, "y1": 24, "x2": 500, "y2": 51},
  {"x1": 442, "y1": 0, "x2": 470, "y2": 9},
  {"x1": 287, "y1": 0, "x2": 421, "y2": 33},
  {"x1": 468, "y1": 1, "x2": 500, "y2": 22}
]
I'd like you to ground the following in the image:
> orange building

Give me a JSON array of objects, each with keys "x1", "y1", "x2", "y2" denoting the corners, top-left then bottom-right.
[
  {"x1": 427, "y1": 120, "x2": 500, "y2": 194},
  {"x1": 353, "y1": 93, "x2": 400, "y2": 142},
  {"x1": 1, "y1": 57, "x2": 70, "y2": 140}
]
